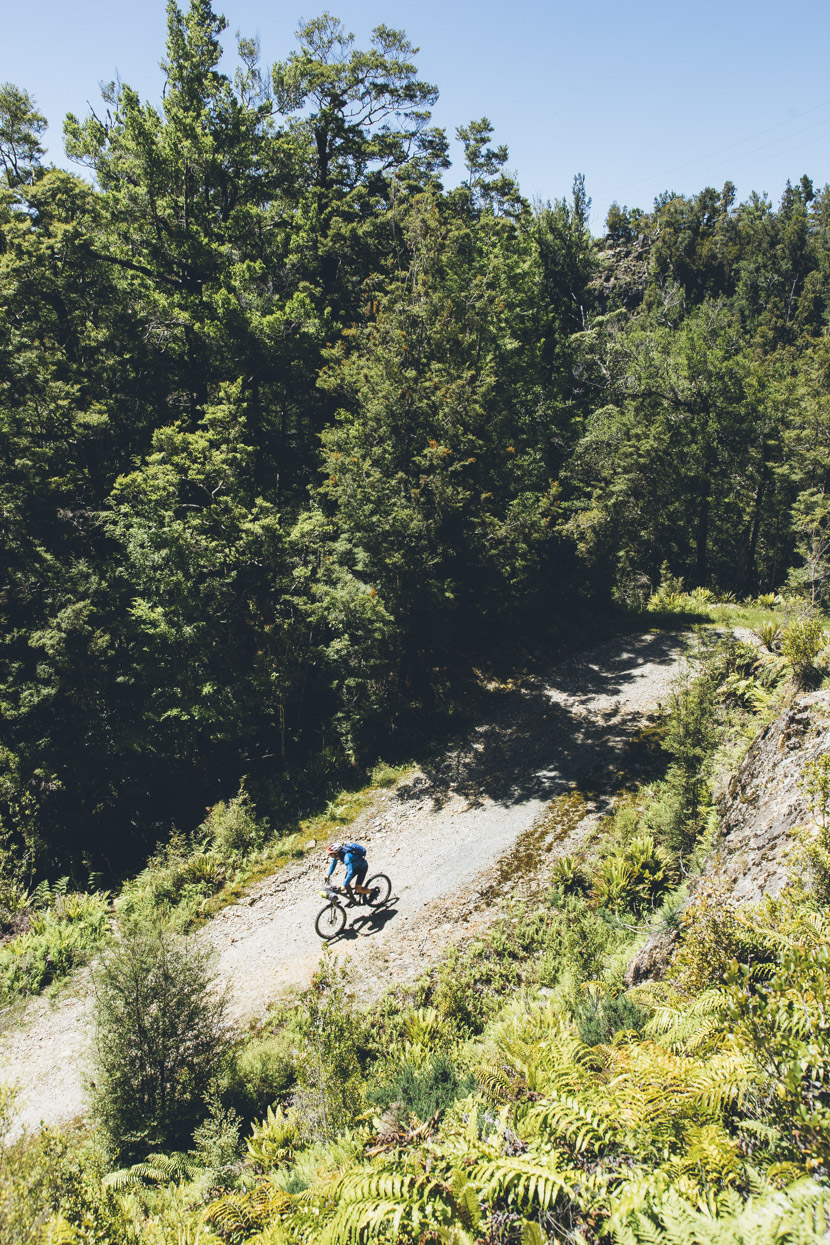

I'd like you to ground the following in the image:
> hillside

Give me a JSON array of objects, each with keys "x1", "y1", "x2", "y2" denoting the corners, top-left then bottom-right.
[{"x1": 1, "y1": 629, "x2": 683, "y2": 1135}]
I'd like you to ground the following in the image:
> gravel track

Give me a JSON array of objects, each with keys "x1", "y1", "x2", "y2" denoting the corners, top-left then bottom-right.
[{"x1": 0, "y1": 629, "x2": 686, "y2": 1136}]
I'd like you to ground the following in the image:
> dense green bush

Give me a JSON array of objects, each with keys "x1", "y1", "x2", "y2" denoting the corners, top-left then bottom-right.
[
  {"x1": 574, "y1": 988, "x2": 647, "y2": 1045},
  {"x1": 368, "y1": 1053, "x2": 473, "y2": 1123},
  {"x1": 219, "y1": 1032, "x2": 299, "y2": 1125},
  {"x1": 0, "y1": 890, "x2": 110, "y2": 1003},
  {"x1": 204, "y1": 788, "x2": 266, "y2": 858},
  {"x1": 90, "y1": 926, "x2": 231, "y2": 1161},
  {"x1": 781, "y1": 617, "x2": 827, "y2": 689},
  {"x1": 294, "y1": 955, "x2": 368, "y2": 1140}
]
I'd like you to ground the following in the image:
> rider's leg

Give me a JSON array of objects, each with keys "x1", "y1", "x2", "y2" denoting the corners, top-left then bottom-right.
[{"x1": 353, "y1": 861, "x2": 370, "y2": 895}]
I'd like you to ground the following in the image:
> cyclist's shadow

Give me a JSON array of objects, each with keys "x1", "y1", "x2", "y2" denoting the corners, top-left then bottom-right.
[{"x1": 334, "y1": 901, "x2": 399, "y2": 942}]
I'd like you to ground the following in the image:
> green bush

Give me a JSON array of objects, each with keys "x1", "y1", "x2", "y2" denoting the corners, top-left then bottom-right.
[
  {"x1": 781, "y1": 618, "x2": 826, "y2": 689},
  {"x1": 117, "y1": 835, "x2": 227, "y2": 931},
  {"x1": 204, "y1": 786, "x2": 266, "y2": 857},
  {"x1": 90, "y1": 926, "x2": 231, "y2": 1161},
  {"x1": 219, "y1": 1032, "x2": 298, "y2": 1124},
  {"x1": 592, "y1": 833, "x2": 675, "y2": 916},
  {"x1": 369, "y1": 1053, "x2": 473, "y2": 1124},
  {"x1": 574, "y1": 990, "x2": 647, "y2": 1046},
  {"x1": 560, "y1": 902, "x2": 613, "y2": 982},
  {"x1": 0, "y1": 890, "x2": 110, "y2": 1003},
  {"x1": 0, "y1": 1122, "x2": 136, "y2": 1245},
  {"x1": 295, "y1": 955, "x2": 368, "y2": 1140},
  {"x1": 727, "y1": 941, "x2": 830, "y2": 1166},
  {"x1": 550, "y1": 854, "x2": 590, "y2": 897}
]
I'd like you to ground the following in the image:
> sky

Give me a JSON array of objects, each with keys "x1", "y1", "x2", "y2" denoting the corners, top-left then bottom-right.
[{"x1": 3, "y1": 0, "x2": 830, "y2": 233}]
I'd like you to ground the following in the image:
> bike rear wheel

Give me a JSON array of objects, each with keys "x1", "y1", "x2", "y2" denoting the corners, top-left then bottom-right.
[
  {"x1": 315, "y1": 901, "x2": 346, "y2": 939},
  {"x1": 365, "y1": 873, "x2": 391, "y2": 907}
]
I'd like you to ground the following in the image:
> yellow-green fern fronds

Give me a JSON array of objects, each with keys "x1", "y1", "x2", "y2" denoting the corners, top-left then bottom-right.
[
  {"x1": 647, "y1": 988, "x2": 728, "y2": 1053},
  {"x1": 319, "y1": 1166, "x2": 454, "y2": 1244},
  {"x1": 104, "y1": 1151, "x2": 198, "y2": 1189},
  {"x1": 529, "y1": 1092, "x2": 618, "y2": 1157},
  {"x1": 612, "y1": 1178, "x2": 830, "y2": 1245},
  {"x1": 473, "y1": 1060, "x2": 526, "y2": 1104},
  {"x1": 689, "y1": 1045, "x2": 756, "y2": 1115},
  {"x1": 246, "y1": 1105, "x2": 301, "y2": 1171},
  {"x1": 470, "y1": 1151, "x2": 584, "y2": 1217},
  {"x1": 204, "y1": 1182, "x2": 293, "y2": 1241}
]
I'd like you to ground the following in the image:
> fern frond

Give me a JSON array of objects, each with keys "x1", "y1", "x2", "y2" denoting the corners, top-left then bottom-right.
[
  {"x1": 205, "y1": 1184, "x2": 292, "y2": 1237},
  {"x1": 689, "y1": 1048, "x2": 755, "y2": 1114},
  {"x1": 530, "y1": 1092, "x2": 617, "y2": 1155},
  {"x1": 103, "y1": 1151, "x2": 197, "y2": 1188},
  {"x1": 470, "y1": 1153, "x2": 580, "y2": 1214}
]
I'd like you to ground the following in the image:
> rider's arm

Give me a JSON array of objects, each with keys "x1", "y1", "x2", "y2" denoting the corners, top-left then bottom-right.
[{"x1": 327, "y1": 857, "x2": 337, "y2": 879}]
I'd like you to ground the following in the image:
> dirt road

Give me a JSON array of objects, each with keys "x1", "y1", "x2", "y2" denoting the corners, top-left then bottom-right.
[{"x1": 0, "y1": 630, "x2": 686, "y2": 1135}]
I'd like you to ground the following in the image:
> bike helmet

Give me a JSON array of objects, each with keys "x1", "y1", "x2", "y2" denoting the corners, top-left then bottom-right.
[{"x1": 326, "y1": 843, "x2": 342, "y2": 856}]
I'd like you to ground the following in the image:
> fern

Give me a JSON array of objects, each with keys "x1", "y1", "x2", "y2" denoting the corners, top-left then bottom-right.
[
  {"x1": 320, "y1": 1167, "x2": 451, "y2": 1244},
  {"x1": 104, "y1": 1151, "x2": 198, "y2": 1189},
  {"x1": 205, "y1": 1182, "x2": 293, "y2": 1239},
  {"x1": 530, "y1": 1091, "x2": 617, "y2": 1155},
  {"x1": 471, "y1": 1152, "x2": 581, "y2": 1214}
]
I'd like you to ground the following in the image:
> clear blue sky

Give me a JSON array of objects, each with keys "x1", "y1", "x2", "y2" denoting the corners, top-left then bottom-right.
[{"x1": 4, "y1": 0, "x2": 829, "y2": 232}]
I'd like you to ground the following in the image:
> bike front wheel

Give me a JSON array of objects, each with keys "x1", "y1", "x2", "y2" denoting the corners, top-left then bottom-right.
[
  {"x1": 315, "y1": 901, "x2": 346, "y2": 939},
  {"x1": 365, "y1": 874, "x2": 391, "y2": 907}
]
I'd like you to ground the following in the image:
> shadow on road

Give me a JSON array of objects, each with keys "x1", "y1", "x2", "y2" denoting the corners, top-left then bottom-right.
[
  {"x1": 332, "y1": 904, "x2": 400, "y2": 943},
  {"x1": 400, "y1": 631, "x2": 686, "y2": 811}
]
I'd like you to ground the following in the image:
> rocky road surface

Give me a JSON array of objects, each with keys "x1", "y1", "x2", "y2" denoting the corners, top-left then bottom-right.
[{"x1": 0, "y1": 630, "x2": 686, "y2": 1135}]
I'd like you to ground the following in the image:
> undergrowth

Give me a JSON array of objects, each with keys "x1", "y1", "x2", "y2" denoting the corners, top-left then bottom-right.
[{"x1": 7, "y1": 618, "x2": 830, "y2": 1242}]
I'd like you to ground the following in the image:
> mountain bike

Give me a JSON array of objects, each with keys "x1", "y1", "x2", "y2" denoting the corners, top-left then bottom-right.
[{"x1": 314, "y1": 874, "x2": 392, "y2": 940}]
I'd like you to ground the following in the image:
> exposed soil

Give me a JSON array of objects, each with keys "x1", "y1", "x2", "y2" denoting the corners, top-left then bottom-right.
[{"x1": 0, "y1": 629, "x2": 686, "y2": 1136}]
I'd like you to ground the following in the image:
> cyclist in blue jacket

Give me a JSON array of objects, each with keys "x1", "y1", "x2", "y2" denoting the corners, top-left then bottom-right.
[{"x1": 326, "y1": 842, "x2": 370, "y2": 904}]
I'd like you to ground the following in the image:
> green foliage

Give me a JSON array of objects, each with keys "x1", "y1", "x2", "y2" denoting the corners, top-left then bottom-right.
[
  {"x1": 218, "y1": 1031, "x2": 299, "y2": 1125},
  {"x1": 0, "y1": 1123, "x2": 138, "y2": 1245},
  {"x1": 204, "y1": 787, "x2": 266, "y2": 858},
  {"x1": 192, "y1": 1094, "x2": 243, "y2": 1181},
  {"x1": 368, "y1": 1053, "x2": 474, "y2": 1123},
  {"x1": 295, "y1": 953, "x2": 367, "y2": 1140},
  {"x1": 800, "y1": 753, "x2": 830, "y2": 829},
  {"x1": 0, "y1": 889, "x2": 110, "y2": 1003},
  {"x1": 574, "y1": 987, "x2": 647, "y2": 1046},
  {"x1": 245, "y1": 1104, "x2": 301, "y2": 1171},
  {"x1": 90, "y1": 925, "x2": 231, "y2": 1161},
  {"x1": 727, "y1": 937, "x2": 830, "y2": 1167},
  {"x1": 592, "y1": 833, "x2": 675, "y2": 915},
  {"x1": 550, "y1": 853, "x2": 591, "y2": 897},
  {"x1": 781, "y1": 618, "x2": 827, "y2": 689}
]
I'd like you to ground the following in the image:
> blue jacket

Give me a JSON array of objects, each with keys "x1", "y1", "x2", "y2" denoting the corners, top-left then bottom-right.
[{"x1": 327, "y1": 843, "x2": 367, "y2": 885}]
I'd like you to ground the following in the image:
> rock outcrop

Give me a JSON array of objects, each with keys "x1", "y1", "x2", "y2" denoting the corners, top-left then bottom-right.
[
  {"x1": 625, "y1": 691, "x2": 830, "y2": 986},
  {"x1": 704, "y1": 691, "x2": 830, "y2": 902}
]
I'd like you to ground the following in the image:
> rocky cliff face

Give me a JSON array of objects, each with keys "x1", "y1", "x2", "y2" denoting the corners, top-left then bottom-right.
[
  {"x1": 704, "y1": 691, "x2": 830, "y2": 903},
  {"x1": 625, "y1": 691, "x2": 830, "y2": 986}
]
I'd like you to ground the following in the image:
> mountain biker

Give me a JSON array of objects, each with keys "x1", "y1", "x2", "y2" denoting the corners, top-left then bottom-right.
[{"x1": 326, "y1": 842, "x2": 371, "y2": 905}]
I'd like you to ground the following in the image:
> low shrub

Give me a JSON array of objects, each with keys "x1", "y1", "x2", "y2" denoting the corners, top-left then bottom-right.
[
  {"x1": 205, "y1": 786, "x2": 266, "y2": 857},
  {"x1": 574, "y1": 988, "x2": 647, "y2": 1046},
  {"x1": 781, "y1": 617, "x2": 826, "y2": 689},
  {"x1": 668, "y1": 880, "x2": 776, "y2": 994},
  {"x1": 550, "y1": 853, "x2": 590, "y2": 897},
  {"x1": 0, "y1": 890, "x2": 110, "y2": 1003},
  {"x1": 219, "y1": 1032, "x2": 298, "y2": 1125},
  {"x1": 369, "y1": 1053, "x2": 473, "y2": 1123},
  {"x1": 592, "y1": 833, "x2": 675, "y2": 916}
]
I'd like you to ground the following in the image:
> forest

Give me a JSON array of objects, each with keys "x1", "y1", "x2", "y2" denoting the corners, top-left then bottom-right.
[
  {"x1": 5, "y1": 4, "x2": 830, "y2": 1245},
  {"x1": 2, "y1": 1, "x2": 830, "y2": 885}
]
